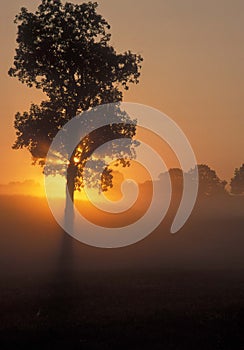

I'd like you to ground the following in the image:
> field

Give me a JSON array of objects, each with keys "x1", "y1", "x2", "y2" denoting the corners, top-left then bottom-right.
[{"x1": 0, "y1": 195, "x2": 244, "y2": 349}]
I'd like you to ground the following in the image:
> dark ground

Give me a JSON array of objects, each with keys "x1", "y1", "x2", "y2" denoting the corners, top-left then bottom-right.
[{"x1": 0, "y1": 195, "x2": 244, "y2": 349}]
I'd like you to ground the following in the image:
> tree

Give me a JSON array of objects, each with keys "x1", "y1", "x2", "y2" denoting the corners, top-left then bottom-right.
[
  {"x1": 168, "y1": 168, "x2": 183, "y2": 191},
  {"x1": 230, "y1": 164, "x2": 244, "y2": 194},
  {"x1": 189, "y1": 164, "x2": 227, "y2": 197},
  {"x1": 9, "y1": 0, "x2": 143, "y2": 222}
]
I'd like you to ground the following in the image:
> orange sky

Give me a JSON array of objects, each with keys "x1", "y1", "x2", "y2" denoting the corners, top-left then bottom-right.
[{"x1": 0, "y1": 0, "x2": 244, "y2": 195}]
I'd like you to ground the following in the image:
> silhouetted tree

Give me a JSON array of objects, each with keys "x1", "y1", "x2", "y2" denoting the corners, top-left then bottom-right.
[
  {"x1": 189, "y1": 164, "x2": 227, "y2": 197},
  {"x1": 162, "y1": 168, "x2": 184, "y2": 198},
  {"x1": 230, "y1": 164, "x2": 244, "y2": 194},
  {"x1": 168, "y1": 168, "x2": 183, "y2": 188},
  {"x1": 8, "y1": 0, "x2": 143, "y2": 221}
]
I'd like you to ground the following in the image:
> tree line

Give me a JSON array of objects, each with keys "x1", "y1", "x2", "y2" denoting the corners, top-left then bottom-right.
[{"x1": 166, "y1": 164, "x2": 244, "y2": 197}]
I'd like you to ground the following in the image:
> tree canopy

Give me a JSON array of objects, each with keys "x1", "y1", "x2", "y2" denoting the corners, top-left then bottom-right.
[{"x1": 192, "y1": 164, "x2": 227, "y2": 197}]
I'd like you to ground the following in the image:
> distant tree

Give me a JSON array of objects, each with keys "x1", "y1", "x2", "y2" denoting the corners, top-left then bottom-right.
[
  {"x1": 168, "y1": 168, "x2": 183, "y2": 183},
  {"x1": 230, "y1": 164, "x2": 244, "y2": 194},
  {"x1": 8, "y1": 0, "x2": 143, "y2": 221},
  {"x1": 168, "y1": 168, "x2": 183, "y2": 196},
  {"x1": 189, "y1": 164, "x2": 227, "y2": 197}
]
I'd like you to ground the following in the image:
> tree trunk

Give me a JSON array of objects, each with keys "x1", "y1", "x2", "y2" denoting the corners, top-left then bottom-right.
[
  {"x1": 57, "y1": 165, "x2": 76, "y2": 287},
  {"x1": 64, "y1": 164, "x2": 76, "y2": 234}
]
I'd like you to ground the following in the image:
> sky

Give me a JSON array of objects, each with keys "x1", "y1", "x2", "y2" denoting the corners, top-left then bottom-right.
[{"x1": 0, "y1": 0, "x2": 244, "y2": 195}]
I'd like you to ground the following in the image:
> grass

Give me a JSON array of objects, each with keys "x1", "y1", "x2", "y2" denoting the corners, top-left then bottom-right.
[{"x1": 0, "y1": 194, "x2": 244, "y2": 348}]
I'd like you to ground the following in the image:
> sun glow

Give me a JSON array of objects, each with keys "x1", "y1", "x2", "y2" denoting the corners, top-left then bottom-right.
[
  {"x1": 73, "y1": 156, "x2": 80, "y2": 163},
  {"x1": 44, "y1": 175, "x2": 67, "y2": 198}
]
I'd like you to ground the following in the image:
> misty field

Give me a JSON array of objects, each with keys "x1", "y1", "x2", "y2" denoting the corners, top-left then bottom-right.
[{"x1": 0, "y1": 195, "x2": 244, "y2": 349}]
